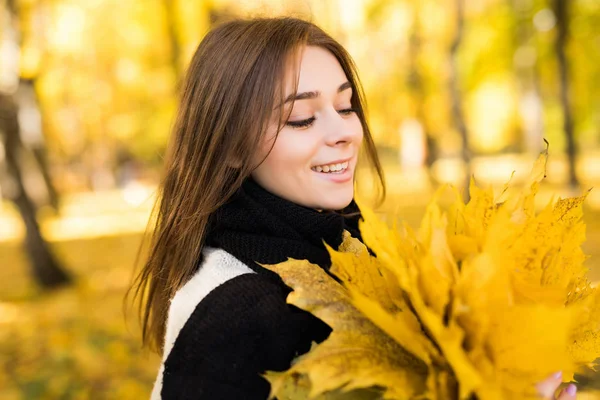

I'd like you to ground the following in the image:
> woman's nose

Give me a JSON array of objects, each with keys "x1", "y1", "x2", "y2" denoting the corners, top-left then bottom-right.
[{"x1": 323, "y1": 109, "x2": 357, "y2": 146}]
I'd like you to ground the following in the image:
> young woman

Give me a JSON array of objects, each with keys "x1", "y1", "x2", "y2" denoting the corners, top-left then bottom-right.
[{"x1": 128, "y1": 17, "x2": 576, "y2": 400}]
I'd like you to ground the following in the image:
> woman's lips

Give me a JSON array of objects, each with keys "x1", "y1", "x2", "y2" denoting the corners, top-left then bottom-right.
[{"x1": 311, "y1": 160, "x2": 354, "y2": 183}]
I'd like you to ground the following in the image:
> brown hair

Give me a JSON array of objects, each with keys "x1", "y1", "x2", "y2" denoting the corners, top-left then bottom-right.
[{"x1": 126, "y1": 16, "x2": 385, "y2": 353}]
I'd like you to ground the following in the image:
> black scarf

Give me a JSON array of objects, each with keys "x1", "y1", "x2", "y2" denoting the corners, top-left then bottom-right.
[{"x1": 206, "y1": 178, "x2": 363, "y2": 278}]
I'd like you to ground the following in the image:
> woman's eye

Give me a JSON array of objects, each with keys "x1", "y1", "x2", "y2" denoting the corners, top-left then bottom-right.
[
  {"x1": 286, "y1": 117, "x2": 315, "y2": 129},
  {"x1": 338, "y1": 108, "x2": 356, "y2": 116},
  {"x1": 285, "y1": 108, "x2": 356, "y2": 129}
]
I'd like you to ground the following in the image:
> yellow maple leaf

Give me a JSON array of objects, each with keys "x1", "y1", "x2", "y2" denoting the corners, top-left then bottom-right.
[
  {"x1": 327, "y1": 233, "x2": 436, "y2": 366},
  {"x1": 569, "y1": 287, "x2": 600, "y2": 366},
  {"x1": 486, "y1": 305, "x2": 574, "y2": 397},
  {"x1": 265, "y1": 370, "x2": 385, "y2": 400},
  {"x1": 263, "y1": 258, "x2": 428, "y2": 400},
  {"x1": 416, "y1": 193, "x2": 459, "y2": 317}
]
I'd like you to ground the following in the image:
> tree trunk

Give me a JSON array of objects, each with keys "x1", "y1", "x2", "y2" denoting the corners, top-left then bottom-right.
[
  {"x1": 17, "y1": 79, "x2": 60, "y2": 211},
  {"x1": 2, "y1": 0, "x2": 69, "y2": 288},
  {"x1": 408, "y1": 7, "x2": 436, "y2": 173},
  {"x1": 553, "y1": 0, "x2": 578, "y2": 187},
  {"x1": 449, "y1": 0, "x2": 472, "y2": 201},
  {"x1": 163, "y1": 0, "x2": 182, "y2": 81},
  {"x1": 0, "y1": 93, "x2": 71, "y2": 288}
]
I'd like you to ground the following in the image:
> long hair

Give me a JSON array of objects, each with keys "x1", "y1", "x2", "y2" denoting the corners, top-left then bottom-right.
[{"x1": 126, "y1": 17, "x2": 386, "y2": 353}]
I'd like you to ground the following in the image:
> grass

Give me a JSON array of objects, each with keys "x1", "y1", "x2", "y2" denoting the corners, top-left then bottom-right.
[{"x1": 0, "y1": 234, "x2": 159, "y2": 399}]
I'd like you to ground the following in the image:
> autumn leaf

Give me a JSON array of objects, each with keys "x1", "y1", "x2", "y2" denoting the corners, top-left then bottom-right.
[
  {"x1": 262, "y1": 258, "x2": 428, "y2": 400},
  {"x1": 264, "y1": 370, "x2": 385, "y2": 400},
  {"x1": 327, "y1": 233, "x2": 436, "y2": 366},
  {"x1": 569, "y1": 287, "x2": 600, "y2": 366}
]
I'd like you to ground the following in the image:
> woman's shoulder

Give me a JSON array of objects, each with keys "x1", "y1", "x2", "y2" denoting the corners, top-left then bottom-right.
[
  {"x1": 163, "y1": 247, "x2": 257, "y2": 352},
  {"x1": 170, "y1": 247, "x2": 256, "y2": 319}
]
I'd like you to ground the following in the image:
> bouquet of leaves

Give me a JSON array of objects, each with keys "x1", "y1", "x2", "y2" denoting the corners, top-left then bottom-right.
[{"x1": 263, "y1": 151, "x2": 600, "y2": 400}]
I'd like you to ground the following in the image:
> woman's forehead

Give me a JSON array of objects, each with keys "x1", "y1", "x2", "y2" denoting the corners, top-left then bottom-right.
[{"x1": 285, "y1": 46, "x2": 349, "y2": 95}]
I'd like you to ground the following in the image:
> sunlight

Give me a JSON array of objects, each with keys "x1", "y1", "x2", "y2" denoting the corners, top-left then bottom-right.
[
  {"x1": 0, "y1": 302, "x2": 20, "y2": 325},
  {"x1": 48, "y1": 3, "x2": 86, "y2": 53},
  {"x1": 467, "y1": 78, "x2": 517, "y2": 153}
]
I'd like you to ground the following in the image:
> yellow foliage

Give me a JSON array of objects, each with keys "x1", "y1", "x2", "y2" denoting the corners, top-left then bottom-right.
[
  {"x1": 264, "y1": 151, "x2": 600, "y2": 399},
  {"x1": 263, "y1": 258, "x2": 428, "y2": 400}
]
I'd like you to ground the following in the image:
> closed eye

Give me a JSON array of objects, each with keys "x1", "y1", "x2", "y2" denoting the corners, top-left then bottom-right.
[
  {"x1": 338, "y1": 108, "x2": 356, "y2": 116},
  {"x1": 286, "y1": 117, "x2": 315, "y2": 129},
  {"x1": 285, "y1": 108, "x2": 356, "y2": 129}
]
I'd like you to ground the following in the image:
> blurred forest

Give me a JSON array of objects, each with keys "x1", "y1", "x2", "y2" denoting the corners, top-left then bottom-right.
[{"x1": 0, "y1": 0, "x2": 599, "y2": 398}]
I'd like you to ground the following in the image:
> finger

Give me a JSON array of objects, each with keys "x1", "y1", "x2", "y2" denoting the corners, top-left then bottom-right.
[
  {"x1": 556, "y1": 384, "x2": 577, "y2": 400},
  {"x1": 536, "y1": 371, "x2": 563, "y2": 399}
]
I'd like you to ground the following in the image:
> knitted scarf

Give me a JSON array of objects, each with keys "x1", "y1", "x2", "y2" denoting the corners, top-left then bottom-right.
[{"x1": 206, "y1": 178, "x2": 363, "y2": 277}]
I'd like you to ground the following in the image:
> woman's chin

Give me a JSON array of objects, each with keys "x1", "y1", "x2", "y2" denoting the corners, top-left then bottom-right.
[{"x1": 314, "y1": 193, "x2": 354, "y2": 211}]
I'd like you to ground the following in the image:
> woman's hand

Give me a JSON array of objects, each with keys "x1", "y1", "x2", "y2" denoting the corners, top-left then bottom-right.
[{"x1": 536, "y1": 371, "x2": 577, "y2": 399}]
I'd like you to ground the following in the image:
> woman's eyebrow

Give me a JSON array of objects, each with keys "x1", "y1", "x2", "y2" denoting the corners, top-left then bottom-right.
[{"x1": 283, "y1": 81, "x2": 352, "y2": 105}]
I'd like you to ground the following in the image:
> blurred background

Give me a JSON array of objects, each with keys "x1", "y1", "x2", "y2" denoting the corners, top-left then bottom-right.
[{"x1": 0, "y1": 0, "x2": 599, "y2": 398}]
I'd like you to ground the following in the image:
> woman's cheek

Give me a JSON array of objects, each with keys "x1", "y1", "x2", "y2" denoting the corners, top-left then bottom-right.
[{"x1": 352, "y1": 118, "x2": 364, "y2": 144}]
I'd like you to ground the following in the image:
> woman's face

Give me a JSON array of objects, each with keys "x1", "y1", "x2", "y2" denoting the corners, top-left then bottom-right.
[{"x1": 251, "y1": 46, "x2": 363, "y2": 210}]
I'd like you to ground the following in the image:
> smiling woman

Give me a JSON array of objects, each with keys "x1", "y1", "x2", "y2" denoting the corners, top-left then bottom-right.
[
  {"x1": 252, "y1": 47, "x2": 363, "y2": 211},
  {"x1": 125, "y1": 16, "x2": 578, "y2": 400},
  {"x1": 126, "y1": 17, "x2": 384, "y2": 400}
]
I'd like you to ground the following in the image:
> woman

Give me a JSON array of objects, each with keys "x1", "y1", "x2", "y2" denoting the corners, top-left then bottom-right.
[{"x1": 128, "y1": 17, "x2": 576, "y2": 400}]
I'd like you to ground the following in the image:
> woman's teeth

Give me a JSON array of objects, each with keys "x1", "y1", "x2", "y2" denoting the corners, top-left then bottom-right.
[{"x1": 311, "y1": 161, "x2": 349, "y2": 173}]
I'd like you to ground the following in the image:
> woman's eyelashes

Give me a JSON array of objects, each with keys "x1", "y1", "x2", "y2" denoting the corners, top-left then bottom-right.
[
  {"x1": 286, "y1": 117, "x2": 316, "y2": 129},
  {"x1": 285, "y1": 108, "x2": 357, "y2": 129},
  {"x1": 338, "y1": 108, "x2": 357, "y2": 116}
]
